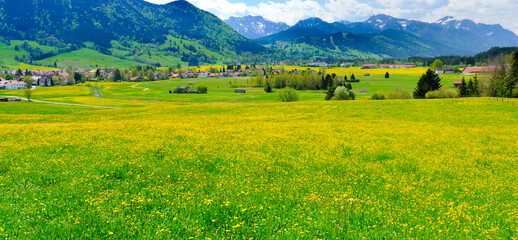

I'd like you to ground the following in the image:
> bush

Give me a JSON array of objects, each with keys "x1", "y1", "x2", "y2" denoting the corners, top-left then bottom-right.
[
  {"x1": 264, "y1": 82, "x2": 272, "y2": 93},
  {"x1": 371, "y1": 91, "x2": 386, "y2": 100},
  {"x1": 196, "y1": 85, "x2": 208, "y2": 94},
  {"x1": 325, "y1": 86, "x2": 337, "y2": 100},
  {"x1": 387, "y1": 89, "x2": 412, "y2": 99},
  {"x1": 512, "y1": 86, "x2": 518, "y2": 98},
  {"x1": 278, "y1": 88, "x2": 299, "y2": 102},
  {"x1": 334, "y1": 86, "x2": 355, "y2": 100},
  {"x1": 425, "y1": 88, "x2": 458, "y2": 99}
]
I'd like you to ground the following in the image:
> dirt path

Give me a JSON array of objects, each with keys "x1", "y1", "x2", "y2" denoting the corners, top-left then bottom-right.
[{"x1": 6, "y1": 96, "x2": 121, "y2": 109}]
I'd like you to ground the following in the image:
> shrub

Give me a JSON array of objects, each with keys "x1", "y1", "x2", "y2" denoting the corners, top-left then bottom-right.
[
  {"x1": 264, "y1": 82, "x2": 272, "y2": 93},
  {"x1": 371, "y1": 91, "x2": 386, "y2": 100},
  {"x1": 334, "y1": 86, "x2": 355, "y2": 100},
  {"x1": 425, "y1": 88, "x2": 459, "y2": 99},
  {"x1": 387, "y1": 89, "x2": 412, "y2": 99},
  {"x1": 278, "y1": 88, "x2": 299, "y2": 102},
  {"x1": 325, "y1": 86, "x2": 337, "y2": 100},
  {"x1": 196, "y1": 85, "x2": 208, "y2": 94},
  {"x1": 512, "y1": 86, "x2": 518, "y2": 98}
]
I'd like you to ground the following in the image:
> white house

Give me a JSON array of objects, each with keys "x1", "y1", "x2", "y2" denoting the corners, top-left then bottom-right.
[{"x1": 6, "y1": 80, "x2": 26, "y2": 90}]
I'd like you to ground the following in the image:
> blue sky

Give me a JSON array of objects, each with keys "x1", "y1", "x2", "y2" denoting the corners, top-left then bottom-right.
[{"x1": 144, "y1": 0, "x2": 518, "y2": 34}]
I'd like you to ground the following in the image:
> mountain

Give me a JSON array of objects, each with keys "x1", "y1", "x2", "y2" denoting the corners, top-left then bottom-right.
[
  {"x1": 225, "y1": 15, "x2": 289, "y2": 39},
  {"x1": 0, "y1": 0, "x2": 265, "y2": 67},
  {"x1": 255, "y1": 15, "x2": 518, "y2": 58},
  {"x1": 356, "y1": 14, "x2": 518, "y2": 54},
  {"x1": 257, "y1": 27, "x2": 452, "y2": 59}
]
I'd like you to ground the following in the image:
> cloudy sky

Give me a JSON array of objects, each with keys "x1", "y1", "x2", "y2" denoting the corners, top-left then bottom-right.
[{"x1": 144, "y1": 0, "x2": 518, "y2": 34}]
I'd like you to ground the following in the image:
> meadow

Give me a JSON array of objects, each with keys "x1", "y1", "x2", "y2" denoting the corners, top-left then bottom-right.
[{"x1": 1, "y1": 69, "x2": 517, "y2": 238}]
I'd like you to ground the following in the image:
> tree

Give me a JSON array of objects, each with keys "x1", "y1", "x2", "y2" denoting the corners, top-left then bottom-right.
[
  {"x1": 508, "y1": 50, "x2": 518, "y2": 97},
  {"x1": 344, "y1": 75, "x2": 348, "y2": 82},
  {"x1": 264, "y1": 81, "x2": 272, "y2": 93},
  {"x1": 385, "y1": 72, "x2": 390, "y2": 78},
  {"x1": 73, "y1": 72, "x2": 82, "y2": 84},
  {"x1": 351, "y1": 74, "x2": 356, "y2": 80},
  {"x1": 23, "y1": 75, "x2": 34, "y2": 101},
  {"x1": 15, "y1": 68, "x2": 23, "y2": 77},
  {"x1": 430, "y1": 59, "x2": 444, "y2": 70},
  {"x1": 325, "y1": 86, "x2": 337, "y2": 100},
  {"x1": 5, "y1": 74, "x2": 13, "y2": 80},
  {"x1": 467, "y1": 78, "x2": 474, "y2": 97},
  {"x1": 112, "y1": 69, "x2": 122, "y2": 82},
  {"x1": 473, "y1": 75, "x2": 480, "y2": 97},
  {"x1": 413, "y1": 68, "x2": 442, "y2": 99},
  {"x1": 95, "y1": 69, "x2": 101, "y2": 78},
  {"x1": 458, "y1": 77, "x2": 467, "y2": 97}
]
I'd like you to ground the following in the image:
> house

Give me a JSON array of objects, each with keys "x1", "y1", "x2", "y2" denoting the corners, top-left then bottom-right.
[
  {"x1": 380, "y1": 64, "x2": 416, "y2": 69},
  {"x1": 436, "y1": 67, "x2": 455, "y2": 74},
  {"x1": 6, "y1": 80, "x2": 26, "y2": 89},
  {"x1": 453, "y1": 81, "x2": 463, "y2": 88},
  {"x1": 0, "y1": 78, "x2": 7, "y2": 89},
  {"x1": 175, "y1": 86, "x2": 190, "y2": 93},
  {"x1": 198, "y1": 72, "x2": 209, "y2": 78},
  {"x1": 308, "y1": 62, "x2": 329, "y2": 67},
  {"x1": 130, "y1": 77, "x2": 144, "y2": 82},
  {"x1": 361, "y1": 64, "x2": 378, "y2": 69},
  {"x1": 231, "y1": 72, "x2": 243, "y2": 77},
  {"x1": 464, "y1": 67, "x2": 497, "y2": 74}
]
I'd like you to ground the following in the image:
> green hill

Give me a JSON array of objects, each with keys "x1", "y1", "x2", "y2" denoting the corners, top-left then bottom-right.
[{"x1": 0, "y1": 0, "x2": 266, "y2": 68}]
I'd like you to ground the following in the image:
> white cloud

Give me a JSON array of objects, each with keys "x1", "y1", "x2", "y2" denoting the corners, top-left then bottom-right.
[{"x1": 143, "y1": 0, "x2": 518, "y2": 34}]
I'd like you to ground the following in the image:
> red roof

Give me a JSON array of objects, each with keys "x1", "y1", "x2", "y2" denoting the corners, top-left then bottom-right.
[{"x1": 464, "y1": 67, "x2": 496, "y2": 73}]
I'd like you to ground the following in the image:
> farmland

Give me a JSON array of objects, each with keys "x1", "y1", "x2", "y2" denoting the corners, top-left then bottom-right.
[{"x1": 1, "y1": 70, "x2": 517, "y2": 239}]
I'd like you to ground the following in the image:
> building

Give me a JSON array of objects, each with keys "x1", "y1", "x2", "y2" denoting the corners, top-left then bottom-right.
[
  {"x1": 361, "y1": 64, "x2": 378, "y2": 69},
  {"x1": 380, "y1": 64, "x2": 416, "y2": 69},
  {"x1": 453, "y1": 81, "x2": 463, "y2": 88},
  {"x1": 197, "y1": 72, "x2": 209, "y2": 78},
  {"x1": 6, "y1": 80, "x2": 26, "y2": 90},
  {"x1": 464, "y1": 67, "x2": 497, "y2": 74},
  {"x1": 308, "y1": 62, "x2": 329, "y2": 67},
  {"x1": 435, "y1": 67, "x2": 455, "y2": 74}
]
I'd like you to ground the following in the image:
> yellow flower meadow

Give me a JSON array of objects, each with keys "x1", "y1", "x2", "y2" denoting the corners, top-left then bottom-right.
[{"x1": 0, "y1": 92, "x2": 516, "y2": 238}]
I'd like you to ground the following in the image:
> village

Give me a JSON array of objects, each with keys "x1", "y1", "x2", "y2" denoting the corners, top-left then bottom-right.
[{"x1": 0, "y1": 63, "x2": 498, "y2": 91}]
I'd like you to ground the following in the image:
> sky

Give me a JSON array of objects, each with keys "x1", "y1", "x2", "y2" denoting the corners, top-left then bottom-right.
[{"x1": 144, "y1": 0, "x2": 518, "y2": 34}]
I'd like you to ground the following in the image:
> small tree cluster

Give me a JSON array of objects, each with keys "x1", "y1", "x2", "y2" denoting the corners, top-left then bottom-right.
[
  {"x1": 413, "y1": 69, "x2": 442, "y2": 99},
  {"x1": 458, "y1": 76, "x2": 480, "y2": 97}
]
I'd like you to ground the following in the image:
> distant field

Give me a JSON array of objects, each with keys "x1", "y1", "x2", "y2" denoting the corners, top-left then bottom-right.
[{"x1": 0, "y1": 95, "x2": 517, "y2": 238}]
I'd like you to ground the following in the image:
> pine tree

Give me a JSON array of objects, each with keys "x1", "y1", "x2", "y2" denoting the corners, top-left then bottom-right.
[
  {"x1": 509, "y1": 50, "x2": 518, "y2": 97},
  {"x1": 413, "y1": 68, "x2": 442, "y2": 99},
  {"x1": 385, "y1": 72, "x2": 390, "y2": 78},
  {"x1": 467, "y1": 78, "x2": 475, "y2": 97},
  {"x1": 264, "y1": 81, "x2": 272, "y2": 93},
  {"x1": 344, "y1": 75, "x2": 348, "y2": 82},
  {"x1": 112, "y1": 69, "x2": 122, "y2": 82},
  {"x1": 15, "y1": 68, "x2": 23, "y2": 77},
  {"x1": 473, "y1": 75, "x2": 480, "y2": 97},
  {"x1": 459, "y1": 77, "x2": 467, "y2": 97},
  {"x1": 351, "y1": 74, "x2": 356, "y2": 80}
]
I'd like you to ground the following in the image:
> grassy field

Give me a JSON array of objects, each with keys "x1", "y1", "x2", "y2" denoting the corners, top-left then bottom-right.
[
  {"x1": 1, "y1": 69, "x2": 517, "y2": 238},
  {"x1": 0, "y1": 94, "x2": 517, "y2": 238}
]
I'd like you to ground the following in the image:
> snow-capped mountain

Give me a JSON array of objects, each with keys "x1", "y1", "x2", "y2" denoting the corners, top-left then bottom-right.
[{"x1": 225, "y1": 15, "x2": 289, "y2": 39}]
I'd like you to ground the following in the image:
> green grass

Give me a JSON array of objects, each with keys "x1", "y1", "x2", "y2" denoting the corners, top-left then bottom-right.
[
  {"x1": 0, "y1": 96, "x2": 517, "y2": 238},
  {"x1": 37, "y1": 48, "x2": 142, "y2": 69}
]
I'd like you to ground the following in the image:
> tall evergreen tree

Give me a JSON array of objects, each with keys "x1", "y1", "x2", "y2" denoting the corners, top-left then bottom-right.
[
  {"x1": 351, "y1": 74, "x2": 356, "y2": 80},
  {"x1": 344, "y1": 75, "x2": 348, "y2": 82},
  {"x1": 112, "y1": 69, "x2": 122, "y2": 82},
  {"x1": 459, "y1": 77, "x2": 467, "y2": 97},
  {"x1": 509, "y1": 50, "x2": 518, "y2": 97},
  {"x1": 467, "y1": 78, "x2": 475, "y2": 96},
  {"x1": 413, "y1": 68, "x2": 442, "y2": 99},
  {"x1": 473, "y1": 75, "x2": 480, "y2": 97},
  {"x1": 385, "y1": 72, "x2": 390, "y2": 78}
]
